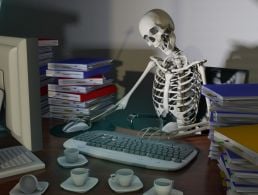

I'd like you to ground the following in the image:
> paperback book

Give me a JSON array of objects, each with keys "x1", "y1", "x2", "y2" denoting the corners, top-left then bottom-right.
[
  {"x1": 48, "y1": 95, "x2": 115, "y2": 108},
  {"x1": 46, "y1": 65, "x2": 112, "y2": 79},
  {"x1": 48, "y1": 79, "x2": 113, "y2": 93},
  {"x1": 47, "y1": 57, "x2": 113, "y2": 71},
  {"x1": 58, "y1": 77, "x2": 112, "y2": 86},
  {"x1": 202, "y1": 84, "x2": 258, "y2": 104},
  {"x1": 48, "y1": 85, "x2": 117, "y2": 102}
]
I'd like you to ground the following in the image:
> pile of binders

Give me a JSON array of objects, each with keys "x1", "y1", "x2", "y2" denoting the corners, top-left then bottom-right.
[
  {"x1": 46, "y1": 57, "x2": 117, "y2": 120},
  {"x1": 202, "y1": 83, "x2": 258, "y2": 194}
]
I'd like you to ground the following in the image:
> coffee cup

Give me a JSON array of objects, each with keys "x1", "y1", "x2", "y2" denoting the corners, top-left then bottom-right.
[
  {"x1": 64, "y1": 148, "x2": 79, "y2": 163},
  {"x1": 110, "y1": 168, "x2": 134, "y2": 187},
  {"x1": 70, "y1": 168, "x2": 89, "y2": 186},
  {"x1": 19, "y1": 174, "x2": 41, "y2": 194},
  {"x1": 154, "y1": 178, "x2": 173, "y2": 195}
]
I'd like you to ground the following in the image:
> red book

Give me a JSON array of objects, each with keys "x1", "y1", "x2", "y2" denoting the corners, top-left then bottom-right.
[{"x1": 48, "y1": 85, "x2": 117, "y2": 102}]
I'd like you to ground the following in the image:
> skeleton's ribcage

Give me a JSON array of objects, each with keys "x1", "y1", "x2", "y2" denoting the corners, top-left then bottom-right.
[{"x1": 152, "y1": 67, "x2": 202, "y2": 127}]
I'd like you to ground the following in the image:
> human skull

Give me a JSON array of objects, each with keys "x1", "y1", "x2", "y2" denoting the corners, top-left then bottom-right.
[{"x1": 139, "y1": 9, "x2": 176, "y2": 55}]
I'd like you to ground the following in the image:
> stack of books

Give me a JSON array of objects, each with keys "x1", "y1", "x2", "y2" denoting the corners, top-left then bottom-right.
[
  {"x1": 46, "y1": 58, "x2": 117, "y2": 120},
  {"x1": 38, "y1": 38, "x2": 59, "y2": 117},
  {"x1": 201, "y1": 84, "x2": 258, "y2": 194},
  {"x1": 202, "y1": 84, "x2": 258, "y2": 127},
  {"x1": 215, "y1": 124, "x2": 258, "y2": 194}
]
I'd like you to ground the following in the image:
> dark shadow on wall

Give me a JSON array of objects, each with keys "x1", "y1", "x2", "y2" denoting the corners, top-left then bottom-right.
[
  {"x1": 0, "y1": 0, "x2": 78, "y2": 58},
  {"x1": 223, "y1": 43, "x2": 258, "y2": 83}
]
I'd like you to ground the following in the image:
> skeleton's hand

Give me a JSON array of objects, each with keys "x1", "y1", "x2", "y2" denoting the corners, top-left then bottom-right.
[{"x1": 115, "y1": 94, "x2": 130, "y2": 110}]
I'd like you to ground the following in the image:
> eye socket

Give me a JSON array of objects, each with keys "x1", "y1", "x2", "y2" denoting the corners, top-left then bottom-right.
[{"x1": 149, "y1": 27, "x2": 159, "y2": 35}]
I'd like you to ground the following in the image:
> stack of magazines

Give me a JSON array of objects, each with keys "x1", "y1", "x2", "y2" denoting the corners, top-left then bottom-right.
[
  {"x1": 46, "y1": 57, "x2": 117, "y2": 120},
  {"x1": 201, "y1": 84, "x2": 258, "y2": 194}
]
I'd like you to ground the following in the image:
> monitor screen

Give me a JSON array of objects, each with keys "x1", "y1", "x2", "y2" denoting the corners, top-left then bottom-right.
[{"x1": 0, "y1": 36, "x2": 42, "y2": 151}]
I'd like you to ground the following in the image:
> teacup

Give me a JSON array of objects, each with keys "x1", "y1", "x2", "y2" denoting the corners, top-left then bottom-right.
[
  {"x1": 19, "y1": 174, "x2": 41, "y2": 194},
  {"x1": 64, "y1": 148, "x2": 79, "y2": 163},
  {"x1": 71, "y1": 168, "x2": 89, "y2": 186},
  {"x1": 110, "y1": 168, "x2": 134, "y2": 187},
  {"x1": 154, "y1": 178, "x2": 174, "y2": 195}
]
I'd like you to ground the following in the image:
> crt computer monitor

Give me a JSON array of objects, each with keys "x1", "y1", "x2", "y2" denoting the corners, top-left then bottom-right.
[{"x1": 0, "y1": 36, "x2": 42, "y2": 151}]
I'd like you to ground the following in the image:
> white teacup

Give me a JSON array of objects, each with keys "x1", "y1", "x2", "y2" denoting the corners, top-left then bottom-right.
[
  {"x1": 110, "y1": 168, "x2": 134, "y2": 187},
  {"x1": 154, "y1": 178, "x2": 174, "y2": 195},
  {"x1": 71, "y1": 168, "x2": 89, "y2": 186},
  {"x1": 64, "y1": 148, "x2": 79, "y2": 163},
  {"x1": 19, "y1": 174, "x2": 41, "y2": 194}
]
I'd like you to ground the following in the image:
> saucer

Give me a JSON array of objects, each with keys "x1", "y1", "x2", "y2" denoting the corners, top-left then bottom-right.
[
  {"x1": 57, "y1": 154, "x2": 88, "y2": 168},
  {"x1": 60, "y1": 176, "x2": 98, "y2": 193},
  {"x1": 108, "y1": 175, "x2": 143, "y2": 193},
  {"x1": 143, "y1": 186, "x2": 183, "y2": 195},
  {"x1": 9, "y1": 181, "x2": 49, "y2": 195}
]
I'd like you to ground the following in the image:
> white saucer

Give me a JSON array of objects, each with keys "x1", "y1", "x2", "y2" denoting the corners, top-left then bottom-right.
[
  {"x1": 60, "y1": 176, "x2": 98, "y2": 193},
  {"x1": 57, "y1": 154, "x2": 88, "y2": 168},
  {"x1": 108, "y1": 175, "x2": 143, "y2": 193},
  {"x1": 143, "y1": 186, "x2": 183, "y2": 195},
  {"x1": 9, "y1": 181, "x2": 49, "y2": 195}
]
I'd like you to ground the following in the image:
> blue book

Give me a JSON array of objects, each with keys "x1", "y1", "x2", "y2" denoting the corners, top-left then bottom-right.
[
  {"x1": 48, "y1": 58, "x2": 113, "y2": 71},
  {"x1": 46, "y1": 65, "x2": 112, "y2": 79},
  {"x1": 202, "y1": 84, "x2": 258, "y2": 102}
]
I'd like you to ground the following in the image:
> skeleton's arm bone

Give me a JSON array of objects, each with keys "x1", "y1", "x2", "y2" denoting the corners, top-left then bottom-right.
[{"x1": 116, "y1": 60, "x2": 156, "y2": 110}]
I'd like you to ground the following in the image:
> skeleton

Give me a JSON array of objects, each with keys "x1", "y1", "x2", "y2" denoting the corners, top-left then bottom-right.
[
  {"x1": 115, "y1": 9, "x2": 209, "y2": 137},
  {"x1": 64, "y1": 9, "x2": 208, "y2": 137}
]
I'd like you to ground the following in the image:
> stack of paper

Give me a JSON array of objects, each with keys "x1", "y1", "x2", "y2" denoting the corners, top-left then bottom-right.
[
  {"x1": 201, "y1": 84, "x2": 258, "y2": 194},
  {"x1": 46, "y1": 58, "x2": 117, "y2": 120}
]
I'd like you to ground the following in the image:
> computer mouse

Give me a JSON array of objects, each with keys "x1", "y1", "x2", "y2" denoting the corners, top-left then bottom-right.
[{"x1": 62, "y1": 121, "x2": 90, "y2": 133}]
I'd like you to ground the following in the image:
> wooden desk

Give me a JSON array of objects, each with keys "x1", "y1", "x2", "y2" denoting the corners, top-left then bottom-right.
[{"x1": 0, "y1": 119, "x2": 226, "y2": 195}]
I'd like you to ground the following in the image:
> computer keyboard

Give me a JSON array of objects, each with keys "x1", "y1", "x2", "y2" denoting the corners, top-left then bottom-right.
[
  {"x1": 63, "y1": 130, "x2": 198, "y2": 171},
  {"x1": 0, "y1": 146, "x2": 45, "y2": 178}
]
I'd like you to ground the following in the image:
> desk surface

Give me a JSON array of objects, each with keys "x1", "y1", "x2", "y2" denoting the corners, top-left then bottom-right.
[{"x1": 0, "y1": 119, "x2": 226, "y2": 195}]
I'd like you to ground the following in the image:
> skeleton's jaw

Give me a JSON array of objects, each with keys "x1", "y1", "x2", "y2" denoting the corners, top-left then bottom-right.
[{"x1": 159, "y1": 44, "x2": 173, "y2": 55}]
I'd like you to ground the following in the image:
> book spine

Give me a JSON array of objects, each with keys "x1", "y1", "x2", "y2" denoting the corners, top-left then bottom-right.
[
  {"x1": 48, "y1": 85, "x2": 117, "y2": 102},
  {"x1": 48, "y1": 91, "x2": 80, "y2": 101},
  {"x1": 47, "y1": 62, "x2": 111, "y2": 71},
  {"x1": 48, "y1": 84, "x2": 94, "y2": 93},
  {"x1": 80, "y1": 85, "x2": 117, "y2": 102},
  {"x1": 49, "y1": 105, "x2": 90, "y2": 115},
  {"x1": 46, "y1": 70, "x2": 85, "y2": 78},
  {"x1": 58, "y1": 78, "x2": 104, "y2": 86}
]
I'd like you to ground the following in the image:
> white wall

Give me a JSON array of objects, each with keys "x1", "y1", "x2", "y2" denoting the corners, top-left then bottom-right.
[
  {"x1": 39, "y1": 0, "x2": 258, "y2": 82},
  {"x1": 2, "y1": 0, "x2": 258, "y2": 82}
]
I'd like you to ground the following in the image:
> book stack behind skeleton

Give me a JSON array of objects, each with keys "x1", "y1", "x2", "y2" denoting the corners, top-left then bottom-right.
[
  {"x1": 201, "y1": 84, "x2": 258, "y2": 194},
  {"x1": 46, "y1": 57, "x2": 117, "y2": 121},
  {"x1": 38, "y1": 38, "x2": 59, "y2": 117}
]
